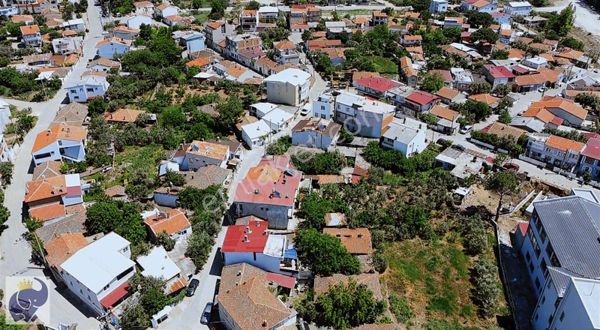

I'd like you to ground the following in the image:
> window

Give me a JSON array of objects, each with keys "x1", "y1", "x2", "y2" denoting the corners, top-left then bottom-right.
[
  {"x1": 86, "y1": 88, "x2": 94, "y2": 92},
  {"x1": 526, "y1": 251, "x2": 531, "y2": 262},
  {"x1": 559, "y1": 311, "x2": 564, "y2": 322},
  {"x1": 529, "y1": 261, "x2": 534, "y2": 272},
  {"x1": 535, "y1": 277, "x2": 541, "y2": 289},
  {"x1": 541, "y1": 295, "x2": 546, "y2": 304}
]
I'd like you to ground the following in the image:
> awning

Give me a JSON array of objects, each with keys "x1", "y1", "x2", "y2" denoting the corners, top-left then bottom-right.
[
  {"x1": 283, "y1": 248, "x2": 297, "y2": 259},
  {"x1": 100, "y1": 282, "x2": 129, "y2": 309},
  {"x1": 266, "y1": 273, "x2": 296, "y2": 289}
]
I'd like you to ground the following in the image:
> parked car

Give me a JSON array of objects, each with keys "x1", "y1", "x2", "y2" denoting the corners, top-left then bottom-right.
[
  {"x1": 503, "y1": 162, "x2": 520, "y2": 171},
  {"x1": 186, "y1": 279, "x2": 199, "y2": 297},
  {"x1": 200, "y1": 302, "x2": 213, "y2": 325},
  {"x1": 459, "y1": 125, "x2": 473, "y2": 134},
  {"x1": 300, "y1": 107, "x2": 311, "y2": 116}
]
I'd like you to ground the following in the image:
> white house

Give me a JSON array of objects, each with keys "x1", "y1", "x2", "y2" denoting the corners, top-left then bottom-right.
[
  {"x1": 133, "y1": 0, "x2": 154, "y2": 15},
  {"x1": 262, "y1": 108, "x2": 293, "y2": 131},
  {"x1": 522, "y1": 57, "x2": 548, "y2": 70},
  {"x1": 505, "y1": 1, "x2": 532, "y2": 16},
  {"x1": 222, "y1": 219, "x2": 292, "y2": 274},
  {"x1": 51, "y1": 36, "x2": 83, "y2": 55},
  {"x1": 127, "y1": 15, "x2": 154, "y2": 29},
  {"x1": 20, "y1": 25, "x2": 41, "y2": 47},
  {"x1": 381, "y1": 117, "x2": 428, "y2": 157},
  {"x1": 429, "y1": 0, "x2": 448, "y2": 13},
  {"x1": 154, "y1": 3, "x2": 179, "y2": 19},
  {"x1": 292, "y1": 118, "x2": 341, "y2": 150},
  {"x1": 519, "y1": 196, "x2": 600, "y2": 330},
  {"x1": 525, "y1": 133, "x2": 585, "y2": 171},
  {"x1": 136, "y1": 246, "x2": 188, "y2": 295},
  {"x1": 60, "y1": 232, "x2": 135, "y2": 315},
  {"x1": 334, "y1": 90, "x2": 395, "y2": 138},
  {"x1": 181, "y1": 140, "x2": 229, "y2": 170},
  {"x1": 62, "y1": 18, "x2": 85, "y2": 32},
  {"x1": 257, "y1": 6, "x2": 279, "y2": 25},
  {"x1": 96, "y1": 37, "x2": 131, "y2": 59},
  {"x1": 250, "y1": 102, "x2": 279, "y2": 118},
  {"x1": 32, "y1": 123, "x2": 87, "y2": 165},
  {"x1": 241, "y1": 120, "x2": 271, "y2": 149},
  {"x1": 65, "y1": 75, "x2": 109, "y2": 103},
  {"x1": 0, "y1": 100, "x2": 13, "y2": 134},
  {"x1": 264, "y1": 68, "x2": 311, "y2": 106},
  {"x1": 312, "y1": 92, "x2": 334, "y2": 120}
]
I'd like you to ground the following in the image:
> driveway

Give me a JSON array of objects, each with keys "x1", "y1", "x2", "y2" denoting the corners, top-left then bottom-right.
[{"x1": 0, "y1": 0, "x2": 104, "y2": 328}]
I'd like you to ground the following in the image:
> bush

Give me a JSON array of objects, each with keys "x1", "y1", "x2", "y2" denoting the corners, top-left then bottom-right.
[
  {"x1": 389, "y1": 294, "x2": 413, "y2": 324},
  {"x1": 266, "y1": 136, "x2": 291, "y2": 155},
  {"x1": 291, "y1": 151, "x2": 346, "y2": 175},
  {"x1": 471, "y1": 258, "x2": 501, "y2": 317},
  {"x1": 458, "y1": 215, "x2": 488, "y2": 256}
]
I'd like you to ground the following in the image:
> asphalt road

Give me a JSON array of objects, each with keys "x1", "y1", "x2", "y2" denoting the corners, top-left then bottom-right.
[{"x1": 0, "y1": 1, "x2": 104, "y2": 328}]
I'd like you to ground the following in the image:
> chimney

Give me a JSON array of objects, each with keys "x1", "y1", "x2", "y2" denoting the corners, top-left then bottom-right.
[
  {"x1": 243, "y1": 235, "x2": 249, "y2": 242},
  {"x1": 46, "y1": 129, "x2": 51, "y2": 135},
  {"x1": 245, "y1": 226, "x2": 252, "y2": 234}
]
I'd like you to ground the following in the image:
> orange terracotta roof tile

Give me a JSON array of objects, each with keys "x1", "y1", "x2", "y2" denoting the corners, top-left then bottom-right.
[
  {"x1": 274, "y1": 40, "x2": 295, "y2": 50},
  {"x1": 522, "y1": 107, "x2": 559, "y2": 124},
  {"x1": 528, "y1": 96, "x2": 587, "y2": 120},
  {"x1": 206, "y1": 20, "x2": 224, "y2": 29},
  {"x1": 546, "y1": 135, "x2": 585, "y2": 152},
  {"x1": 144, "y1": 209, "x2": 191, "y2": 236},
  {"x1": 20, "y1": 24, "x2": 40, "y2": 35},
  {"x1": 483, "y1": 122, "x2": 525, "y2": 140},
  {"x1": 25, "y1": 175, "x2": 67, "y2": 203},
  {"x1": 44, "y1": 233, "x2": 87, "y2": 267},
  {"x1": 29, "y1": 202, "x2": 66, "y2": 222},
  {"x1": 186, "y1": 57, "x2": 211, "y2": 68},
  {"x1": 430, "y1": 105, "x2": 460, "y2": 121},
  {"x1": 469, "y1": 93, "x2": 500, "y2": 106},
  {"x1": 11, "y1": 15, "x2": 33, "y2": 23},
  {"x1": 436, "y1": 86, "x2": 460, "y2": 100},
  {"x1": 33, "y1": 123, "x2": 87, "y2": 152},
  {"x1": 323, "y1": 227, "x2": 372, "y2": 255}
]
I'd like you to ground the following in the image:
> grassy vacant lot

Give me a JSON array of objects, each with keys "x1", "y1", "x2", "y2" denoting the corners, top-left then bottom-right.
[
  {"x1": 383, "y1": 235, "x2": 508, "y2": 329},
  {"x1": 112, "y1": 144, "x2": 166, "y2": 186},
  {"x1": 193, "y1": 12, "x2": 210, "y2": 23},
  {"x1": 371, "y1": 56, "x2": 398, "y2": 74}
]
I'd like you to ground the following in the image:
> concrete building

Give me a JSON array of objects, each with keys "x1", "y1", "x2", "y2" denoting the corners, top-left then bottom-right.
[
  {"x1": 241, "y1": 120, "x2": 271, "y2": 149},
  {"x1": 232, "y1": 156, "x2": 302, "y2": 229},
  {"x1": 173, "y1": 30, "x2": 205, "y2": 56},
  {"x1": 505, "y1": 1, "x2": 532, "y2": 16},
  {"x1": 381, "y1": 117, "x2": 428, "y2": 157},
  {"x1": 335, "y1": 90, "x2": 395, "y2": 138},
  {"x1": 429, "y1": 0, "x2": 448, "y2": 12},
  {"x1": 222, "y1": 219, "x2": 295, "y2": 274},
  {"x1": 519, "y1": 196, "x2": 600, "y2": 330},
  {"x1": 578, "y1": 138, "x2": 600, "y2": 178},
  {"x1": 60, "y1": 233, "x2": 135, "y2": 315},
  {"x1": 24, "y1": 173, "x2": 83, "y2": 223},
  {"x1": 95, "y1": 37, "x2": 131, "y2": 59},
  {"x1": 52, "y1": 36, "x2": 83, "y2": 55},
  {"x1": 264, "y1": 68, "x2": 311, "y2": 106},
  {"x1": 240, "y1": 9, "x2": 258, "y2": 31},
  {"x1": 126, "y1": 15, "x2": 154, "y2": 29},
  {"x1": 64, "y1": 75, "x2": 109, "y2": 103},
  {"x1": 133, "y1": 1, "x2": 154, "y2": 15},
  {"x1": 429, "y1": 104, "x2": 461, "y2": 134},
  {"x1": 291, "y1": 118, "x2": 341, "y2": 150},
  {"x1": 203, "y1": 20, "x2": 235, "y2": 49},
  {"x1": 20, "y1": 24, "x2": 41, "y2": 47},
  {"x1": 482, "y1": 64, "x2": 515, "y2": 89},
  {"x1": 312, "y1": 92, "x2": 334, "y2": 120},
  {"x1": 526, "y1": 133, "x2": 585, "y2": 171},
  {"x1": 31, "y1": 123, "x2": 86, "y2": 165},
  {"x1": 181, "y1": 140, "x2": 229, "y2": 170}
]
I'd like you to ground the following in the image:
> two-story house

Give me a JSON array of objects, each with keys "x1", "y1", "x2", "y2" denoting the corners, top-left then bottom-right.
[
  {"x1": 109, "y1": 25, "x2": 140, "y2": 41},
  {"x1": 240, "y1": 9, "x2": 258, "y2": 31},
  {"x1": 335, "y1": 90, "x2": 395, "y2": 138},
  {"x1": 429, "y1": 0, "x2": 448, "y2": 12},
  {"x1": 24, "y1": 173, "x2": 83, "y2": 222},
  {"x1": 273, "y1": 40, "x2": 299, "y2": 64},
  {"x1": 181, "y1": 140, "x2": 229, "y2": 170},
  {"x1": 371, "y1": 11, "x2": 388, "y2": 25},
  {"x1": 96, "y1": 37, "x2": 131, "y2": 59},
  {"x1": 173, "y1": 30, "x2": 205, "y2": 56},
  {"x1": 291, "y1": 118, "x2": 341, "y2": 150},
  {"x1": 526, "y1": 133, "x2": 585, "y2": 170},
  {"x1": 482, "y1": 64, "x2": 515, "y2": 89},
  {"x1": 222, "y1": 219, "x2": 296, "y2": 274},
  {"x1": 402, "y1": 90, "x2": 439, "y2": 116},
  {"x1": 32, "y1": 123, "x2": 87, "y2": 165},
  {"x1": 224, "y1": 33, "x2": 263, "y2": 67},
  {"x1": 142, "y1": 208, "x2": 192, "y2": 240},
  {"x1": 354, "y1": 76, "x2": 401, "y2": 99},
  {"x1": 429, "y1": 104, "x2": 461, "y2": 135},
  {"x1": 154, "y1": 3, "x2": 179, "y2": 20},
  {"x1": 232, "y1": 156, "x2": 302, "y2": 229},
  {"x1": 20, "y1": 24, "x2": 41, "y2": 47},
  {"x1": 312, "y1": 92, "x2": 334, "y2": 120},
  {"x1": 381, "y1": 117, "x2": 428, "y2": 157},
  {"x1": 133, "y1": 0, "x2": 154, "y2": 15},
  {"x1": 505, "y1": 1, "x2": 532, "y2": 15},
  {"x1": 60, "y1": 232, "x2": 136, "y2": 315},
  {"x1": 64, "y1": 75, "x2": 110, "y2": 103}
]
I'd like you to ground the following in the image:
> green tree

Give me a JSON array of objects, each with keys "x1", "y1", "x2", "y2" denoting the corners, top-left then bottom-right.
[
  {"x1": 421, "y1": 72, "x2": 444, "y2": 93},
  {"x1": 469, "y1": 81, "x2": 492, "y2": 94},
  {"x1": 88, "y1": 97, "x2": 108, "y2": 115},
  {"x1": 492, "y1": 84, "x2": 511, "y2": 97},
  {"x1": 0, "y1": 162, "x2": 13, "y2": 185},
  {"x1": 295, "y1": 228, "x2": 360, "y2": 275},
  {"x1": 459, "y1": 215, "x2": 488, "y2": 255},
  {"x1": 154, "y1": 231, "x2": 175, "y2": 251},
  {"x1": 85, "y1": 199, "x2": 147, "y2": 244},
  {"x1": 299, "y1": 191, "x2": 345, "y2": 229},
  {"x1": 471, "y1": 258, "x2": 500, "y2": 317},
  {"x1": 485, "y1": 171, "x2": 519, "y2": 222},
  {"x1": 118, "y1": 303, "x2": 150, "y2": 330},
  {"x1": 164, "y1": 170, "x2": 185, "y2": 186},
  {"x1": 490, "y1": 49, "x2": 509, "y2": 60},
  {"x1": 471, "y1": 27, "x2": 498, "y2": 43},
  {"x1": 245, "y1": 0, "x2": 260, "y2": 9},
  {"x1": 454, "y1": 100, "x2": 491, "y2": 123},
  {"x1": 498, "y1": 110, "x2": 511, "y2": 124},
  {"x1": 266, "y1": 136, "x2": 291, "y2": 155},
  {"x1": 559, "y1": 36, "x2": 584, "y2": 51},
  {"x1": 217, "y1": 96, "x2": 243, "y2": 131},
  {"x1": 291, "y1": 151, "x2": 346, "y2": 175},
  {"x1": 546, "y1": 4, "x2": 575, "y2": 36},
  {"x1": 178, "y1": 185, "x2": 224, "y2": 215},
  {"x1": 186, "y1": 230, "x2": 213, "y2": 266},
  {"x1": 209, "y1": 0, "x2": 227, "y2": 19},
  {"x1": 465, "y1": 11, "x2": 494, "y2": 27},
  {"x1": 575, "y1": 92, "x2": 600, "y2": 110},
  {"x1": 297, "y1": 280, "x2": 385, "y2": 329}
]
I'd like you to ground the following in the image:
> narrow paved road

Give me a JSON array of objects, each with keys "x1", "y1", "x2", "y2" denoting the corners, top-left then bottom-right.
[{"x1": 0, "y1": 1, "x2": 104, "y2": 328}]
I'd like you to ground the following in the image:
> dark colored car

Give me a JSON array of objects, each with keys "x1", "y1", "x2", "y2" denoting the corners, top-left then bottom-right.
[
  {"x1": 186, "y1": 279, "x2": 199, "y2": 297},
  {"x1": 200, "y1": 302, "x2": 213, "y2": 325}
]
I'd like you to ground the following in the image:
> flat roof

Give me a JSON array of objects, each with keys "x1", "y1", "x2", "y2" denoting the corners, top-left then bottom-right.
[{"x1": 136, "y1": 246, "x2": 180, "y2": 280}]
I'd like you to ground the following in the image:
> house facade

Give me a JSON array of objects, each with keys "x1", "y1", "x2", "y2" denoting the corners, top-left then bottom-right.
[
  {"x1": 181, "y1": 140, "x2": 229, "y2": 170},
  {"x1": 381, "y1": 117, "x2": 428, "y2": 157},
  {"x1": 312, "y1": 92, "x2": 334, "y2": 120},
  {"x1": 264, "y1": 68, "x2": 311, "y2": 106},
  {"x1": 32, "y1": 123, "x2": 87, "y2": 165},
  {"x1": 65, "y1": 76, "x2": 109, "y2": 103},
  {"x1": 334, "y1": 90, "x2": 395, "y2": 138},
  {"x1": 291, "y1": 118, "x2": 341, "y2": 150},
  {"x1": 525, "y1": 134, "x2": 584, "y2": 170},
  {"x1": 96, "y1": 37, "x2": 131, "y2": 59}
]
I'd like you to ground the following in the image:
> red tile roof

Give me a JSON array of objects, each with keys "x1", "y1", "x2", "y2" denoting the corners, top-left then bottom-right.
[
  {"x1": 265, "y1": 273, "x2": 296, "y2": 289},
  {"x1": 582, "y1": 138, "x2": 600, "y2": 160},
  {"x1": 484, "y1": 64, "x2": 515, "y2": 79},
  {"x1": 233, "y1": 156, "x2": 302, "y2": 208},
  {"x1": 222, "y1": 220, "x2": 269, "y2": 253},
  {"x1": 406, "y1": 90, "x2": 438, "y2": 105},
  {"x1": 355, "y1": 77, "x2": 400, "y2": 93}
]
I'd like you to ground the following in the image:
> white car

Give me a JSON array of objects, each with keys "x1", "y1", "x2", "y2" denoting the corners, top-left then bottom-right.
[
  {"x1": 300, "y1": 107, "x2": 311, "y2": 116},
  {"x1": 459, "y1": 125, "x2": 473, "y2": 134}
]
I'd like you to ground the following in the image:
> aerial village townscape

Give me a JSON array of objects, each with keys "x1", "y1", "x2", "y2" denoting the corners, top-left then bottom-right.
[{"x1": 1, "y1": 0, "x2": 600, "y2": 328}]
